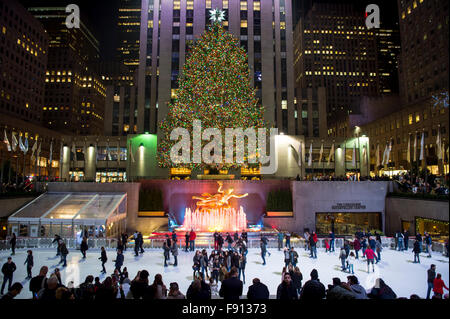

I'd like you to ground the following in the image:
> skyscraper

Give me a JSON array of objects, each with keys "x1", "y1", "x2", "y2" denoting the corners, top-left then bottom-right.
[
  {"x1": 28, "y1": 6, "x2": 106, "y2": 136},
  {"x1": 294, "y1": 3, "x2": 380, "y2": 136},
  {"x1": 397, "y1": 0, "x2": 449, "y2": 104},
  {"x1": 117, "y1": 0, "x2": 142, "y2": 72}
]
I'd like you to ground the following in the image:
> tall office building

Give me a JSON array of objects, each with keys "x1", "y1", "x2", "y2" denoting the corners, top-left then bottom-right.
[
  {"x1": 294, "y1": 3, "x2": 380, "y2": 136},
  {"x1": 397, "y1": 0, "x2": 449, "y2": 104},
  {"x1": 117, "y1": 0, "x2": 142, "y2": 72},
  {"x1": 126, "y1": 0, "x2": 295, "y2": 135},
  {"x1": 28, "y1": 6, "x2": 106, "y2": 136},
  {"x1": 375, "y1": 25, "x2": 401, "y2": 95}
]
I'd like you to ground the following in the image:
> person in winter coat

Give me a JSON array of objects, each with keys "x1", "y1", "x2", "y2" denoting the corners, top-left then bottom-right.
[
  {"x1": 200, "y1": 250, "x2": 209, "y2": 278},
  {"x1": 277, "y1": 231, "x2": 284, "y2": 251},
  {"x1": 10, "y1": 233, "x2": 16, "y2": 256},
  {"x1": 375, "y1": 240, "x2": 382, "y2": 263},
  {"x1": 59, "y1": 241, "x2": 69, "y2": 267},
  {"x1": 80, "y1": 236, "x2": 88, "y2": 259},
  {"x1": 329, "y1": 231, "x2": 335, "y2": 252},
  {"x1": 343, "y1": 241, "x2": 350, "y2": 258},
  {"x1": 238, "y1": 254, "x2": 247, "y2": 284},
  {"x1": 29, "y1": 266, "x2": 48, "y2": 299},
  {"x1": 363, "y1": 246, "x2": 376, "y2": 272},
  {"x1": 424, "y1": 232, "x2": 432, "y2": 258},
  {"x1": 226, "y1": 233, "x2": 233, "y2": 251},
  {"x1": 189, "y1": 229, "x2": 196, "y2": 251},
  {"x1": 185, "y1": 231, "x2": 190, "y2": 252},
  {"x1": 427, "y1": 264, "x2": 436, "y2": 299},
  {"x1": 219, "y1": 267, "x2": 243, "y2": 300},
  {"x1": 138, "y1": 232, "x2": 145, "y2": 254},
  {"x1": 171, "y1": 239, "x2": 179, "y2": 266},
  {"x1": 353, "y1": 237, "x2": 361, "y2": 259},
  {"x1": 368, "y1": 278, "x2": 397, "y2": 299},
  {"x1": 415, "y1": 232, "x2": 423, "y2": 252},
  {"x1": 290, "y1": 266, "x2": 303, "y2": 295},
  {"x1": 347, "y1": 275, "x2": 368, "y2": 299},
  {"x1": 217, "y1": 233, "x2": 224, "y2": 251},
  {"x1": 114, "y1": 249, "x2": 124, "y2": 273},
  {"x1": 1, "y1": 257, "x2": 16, "y2": 295},
  {"x1": 186, "y1": 277, "x2": 211, "y2": 300},
  {"x1": 192, "y1": 251, "x2": 201, "y2": 279},
  {"x1": 150, "y1": 274, "x2": 167, "y2": 299},
  {"x1": 133, "y1": 231, "x2": 140, "y2": 256},
  {"x1": 277, "y1": 272, "x2": 298, "y2": 300},
  {"x1": 211, "y1": 257, "x2": 220, "y2": 283},
  {"x1": 261, "y1": 240, "x2": 269, "y2": 265},
  {"x1": 432, "y1": 274, "x2": 449, "y2": 298},
  {"x1": 396, "y1": 231, "x2": 404, "y2": 251},
  {"x1": 325, "y1": 238, "x2": 330, "y2": 253},
  {"x1": 167, "y1": 282, "x2": 185, "y2": 299},
  {"x1": 283, "y1": 247, "x2": 290, "y2": 267},
  {"x1": 24, "y1": 250, "x2": 34, "y2": 279},
  {"x1": 285, "y1": 232, "x2": 291, "y2": 249},
  {"x1": 361, "y1": 237, "x2": 367, "y2": 256},
  {"x1": 52, "y1": 234, "x2": 62, "y2": 256},
  {"x1": 247, "y1": 278, "x2": 269, "y2": 300},
  {"x1": 326, "y1": 278, "x2": 356, "y2": 300},
  {"x1": 413, "y1": 240, "x2": 421, "y2": 263},
  {"x1": 339, "y1": 247, "x2": 347, "y2": 271},
  {"x1": 300, "y1": 269, "x2": 325, "y2": 300},
  {"x1": 99, "y1": 246, "x2": 108, "y2": 273},
  {"x1": 121, "y1": 233, "x2": 128, "y2": 251},
  {"x1": 309, "y1": 235, "x2": 317, "y2": 258},
  {"x1": 163, "y1": 242, "x2": 171, "y2": 267},
  {"x1": 403, "y1": 230, "x2": 410, "y2": 251},
  {"x1": 1, "y1": 282, "x2": 23, "y2": 300},
  {"x1": 304, "y1": 231, "x2": 310, "y2": 251},
  {"x1": 289, "y1": 247, "x2": 299, "y2": 267},
  {"x1": 346, "y1": 251, "x2": 355, "y2": 274}
]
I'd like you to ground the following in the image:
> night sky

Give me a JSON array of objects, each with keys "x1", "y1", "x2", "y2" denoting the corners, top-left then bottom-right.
[{"x1": 19, "y1": 0, "x2": 399, "y2": 61}]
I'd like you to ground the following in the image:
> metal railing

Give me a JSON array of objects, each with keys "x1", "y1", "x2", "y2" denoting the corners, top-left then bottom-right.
[{"x1": 1, "y1": 236, "x2": 447, "y2": 254}]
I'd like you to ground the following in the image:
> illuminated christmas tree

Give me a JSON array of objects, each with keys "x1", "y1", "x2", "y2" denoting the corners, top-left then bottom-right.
[{"x1": 158, "y1": 13, "x2": 266, "y2": 170}]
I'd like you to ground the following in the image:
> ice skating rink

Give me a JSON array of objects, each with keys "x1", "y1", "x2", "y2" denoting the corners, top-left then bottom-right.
[{"x1": 1, "y1": 247, "x2": 448, "y2": 299}]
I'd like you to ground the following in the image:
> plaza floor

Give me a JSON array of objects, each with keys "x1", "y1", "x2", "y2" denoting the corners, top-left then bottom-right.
[{"x1": 1, "y1": 247, "x2": 448, "y2": 299}]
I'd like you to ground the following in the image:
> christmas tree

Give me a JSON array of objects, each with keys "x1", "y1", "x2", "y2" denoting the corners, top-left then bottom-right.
[{"x1": 158, "y1": 17, "x2": 266, "y2": 170}]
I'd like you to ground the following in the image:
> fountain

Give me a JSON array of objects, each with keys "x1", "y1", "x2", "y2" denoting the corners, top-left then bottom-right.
[{"x1": 178, "y1": 181, "x2": 249, "y2": 232}]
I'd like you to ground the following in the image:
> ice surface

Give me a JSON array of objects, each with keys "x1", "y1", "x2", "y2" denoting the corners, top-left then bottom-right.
[{"x1": 1, "y1": 247, "x2": 448, "y2": 299}]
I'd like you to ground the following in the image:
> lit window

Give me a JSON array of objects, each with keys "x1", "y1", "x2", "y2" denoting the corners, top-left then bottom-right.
[
  {"x1": 408, "y1": 114, "x2": 413, "y2": 125},
  {"x1": 281, "y1": 100, "x2": 287, "y2": 110},
  {"x1": 240, "y1": 21, "x2": 247, "y2": 28},
  {"x1": 114, "y1": 95, "x2": 120, "y2": 102}
]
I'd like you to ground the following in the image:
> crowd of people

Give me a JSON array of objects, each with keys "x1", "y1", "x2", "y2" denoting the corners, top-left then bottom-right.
[
  {"x1": 1, "y1": 229, "x2": 449, "y2": 301},
  {"x1": 393, "y1": 173, "x2": 449, "y2": 195}
]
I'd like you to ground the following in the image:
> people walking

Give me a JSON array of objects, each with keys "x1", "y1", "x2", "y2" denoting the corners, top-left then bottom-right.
[
  {"x1": 426, "y1": 264, "x2": 436, "y2": 299},
  {"x1": 413, "y1": 240, "x2": 421, "y2": 263},
  {"x1": 99, "y1": 247, "x2": 107, "y2": 273},
  {"x1": 1, "y1": 257, "x2": 16, "y2": 295},
  {"x1": 10, "y1": 233, "x2": 16, "y2": 256},
  {"x1": 80, "y1": 236, "x2": 88, "y2": 259}
]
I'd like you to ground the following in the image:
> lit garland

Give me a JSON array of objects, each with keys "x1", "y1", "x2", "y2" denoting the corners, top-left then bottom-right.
[{"x1": 158, "y1": 22, "x2": 267, "y2": 170}]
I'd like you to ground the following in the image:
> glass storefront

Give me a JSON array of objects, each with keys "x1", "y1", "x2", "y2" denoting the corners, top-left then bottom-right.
[
  {"x1": 95, "y1": 170, "x2": 126, "y2": 183},
  {"x1": 415, "y1": 217, "x2": 449, "y2": 241},
  {"x1": 69, "y1": 171, "x2": 85, "y2": 182},
  {"x1": 316, "y1": 212, "x2": 382, "y2": 235}
]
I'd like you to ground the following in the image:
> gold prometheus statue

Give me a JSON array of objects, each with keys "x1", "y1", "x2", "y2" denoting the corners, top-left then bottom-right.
[{"x1": 192, "y1": 181, "x2": 248, "y2": 212}]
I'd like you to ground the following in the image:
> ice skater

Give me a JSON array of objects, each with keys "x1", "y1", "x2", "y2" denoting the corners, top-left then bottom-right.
[
  {"x1": 99, "y1": 246, "x2": 107, "y2": 273},
  {"x1": 277, "y1": 231, "x2": 284, "y2": 251},
  {"x1": 114, "y1": 249, "x2": 124, "y2": 273},
  {"x1": 339, "y1": 247, "x2": 347, "y2": 271},
  {"x1": 289, "y1": 247, "x2": 299, "y2": 267},
  {"x1": 9, "y1": 233, "x2": 16, "y2": 256},
  {"x1": 24, "y1": 250, "x2": 33, "y2": 279},
  {"x1": 171, "y1": 239, "x2": 179, "y2": 267},
  {"x1": 363, "y1": 246, "x2": 376, "y2": 273},
  {"x1": 329, "y1": 231, "x2": 335, "y2": 252},
  {"x1": 413, "y1": 239, "x2": 421, "y2": 263},
  {"x1": 80, "y1": 236, "x2": 88, "y2": 259},
  {"x1": 260, "y1": 239, "x2": 268, "y2": 265},
  {"x1": 1, "y1": 257, "x2": 16, "y2": 295},
  {"x1": 163, "y1": 242, "x2": 170, "y2": 267}
]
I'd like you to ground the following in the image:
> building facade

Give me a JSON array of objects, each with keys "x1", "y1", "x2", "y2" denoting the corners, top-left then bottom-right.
[
  {"x1": 117, "y1": 0, "x2": 142, "y2": 72},
  {"x1": 294, "y1": 3, "x2": 380, "y2": 135},
  {"x1": 397, "y1": 0, "x2": 449, "y2": 104},
  {"x1": 0, "y1": 0, "x2": 48, "y2": 125},
  {"x1": 294, "y1": 87, "x2": 327, "y2": 138},
  {"x1": 129, "y1": 0, "x2": 295, "y2": 135},
  {"x1": 28, "y1": 6, "x2": 106, "y2": 136},
  {"x1": 375, "y1": 25, "x2": 401, "y2": 95}
]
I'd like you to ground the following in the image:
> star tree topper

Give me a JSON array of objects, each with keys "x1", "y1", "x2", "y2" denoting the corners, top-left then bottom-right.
[{"x1": 209, "y1": 8, "x2": 226, "y2": 23}]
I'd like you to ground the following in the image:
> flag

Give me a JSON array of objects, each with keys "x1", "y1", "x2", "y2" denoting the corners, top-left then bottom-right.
[
  {"x1": 419, "y1": 131, "x2": 424, "y2": 161},
  {"x1": 413, "y1": 133, "x2": 417, "y2": 162},
  {"x1": 82, "y1": 141, "x2": 87, "y2": 160},
  {"x1": 318, "y1": 143, "x2": 324, "y2": 166},
  {"x1": 436, "y1": 129, "x2": 442, "y2": 160},
  {"x1": 381, "y1": 143, "x2": 387, "y2": 165},
  {"x1": 95, "y1": 142, "x2": 98, "y2": 165},
  {"x1": 307, "y1": 142, "x2": 313, "y2": 167},
  {"x1": 376, "y1": 144, "x2": 380, "y2": 168},
  {"x1": 11, "y1": 132, "x2": 18, "y2": 152},
  {"x1": 407, "y1": 135, "x2": 411, "y2": 164},
  {"x1": 327, "y1": 143, "x2": 334, "y2": 166},
  {"x1": 48, "y1": 140, "x2": 53, "y2": 165},
  {"x1": 3, "y1": 129, "x2": 11, "y2": 152},
  {"x1": 386, "y1": 140, "x2": 392, "y2": 164},
  {"x1": 24, "y1": 137, "x2": 29, "y2": 154},
  {"x1": 59, "y1": 141, "x2": 64, "y2": 166},
  {"x1": 362, "y1": 145, "x2": 367, "y2": 164},
  {"x1": 107, "y1": 142, "x2": 112, "y2": 161},
  {"x1": 297, "y1": 142, "x2": 302, "y2": 167},
  {"x1": 129, "y1": 141, "x2": 135, "y2": 163},
  {"x1": 352, "y1": 142, "x2": 356, "y2": 167},
  {"x1": 30, "y1": 137, "x2": 38, "y2": 163},
  {"x1": 117, "y1": 141, "x2": 121, "y2": 165},
  {"x1": 19, "y1": 135, "x2": 25, "y2": 152},
  {"x1": 36, "y1": 141, "x2": 41, "y2": 162},
  {"x1": 71, "y1": 142, "x2": 76, "y2": 162}
]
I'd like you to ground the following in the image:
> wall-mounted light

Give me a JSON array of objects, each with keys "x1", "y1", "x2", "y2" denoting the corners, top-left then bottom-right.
[{"x1": 139, "y1": 143, "x2": 144, "y2": 149}]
